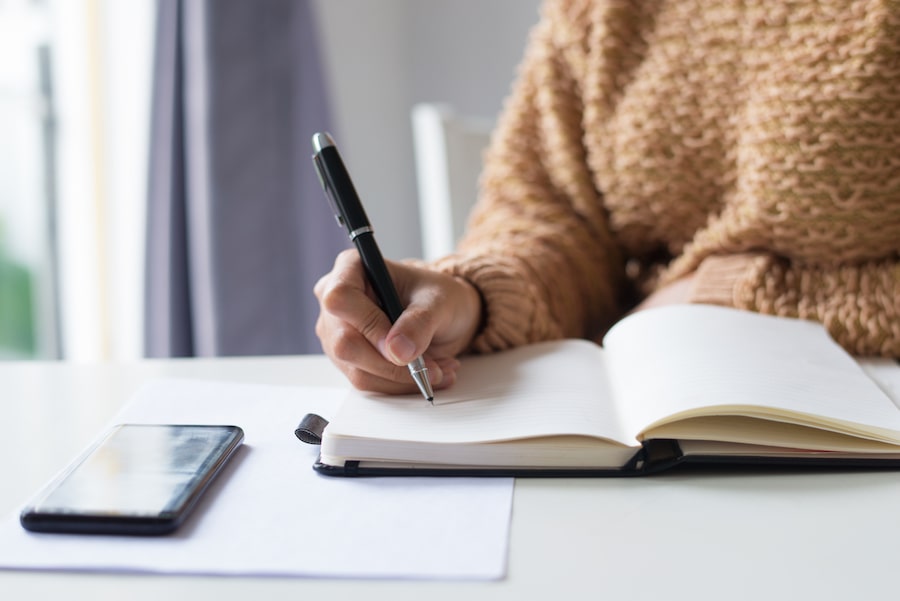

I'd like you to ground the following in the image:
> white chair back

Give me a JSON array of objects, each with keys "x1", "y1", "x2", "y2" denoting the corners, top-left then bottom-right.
[{"x1": 411, "y1": 103, "x2": 493, "y2": 260}]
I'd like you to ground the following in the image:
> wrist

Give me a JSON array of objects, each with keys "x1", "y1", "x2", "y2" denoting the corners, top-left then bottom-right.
[{"x1": 453, "y1": 276, "x2": 486, "y2": 353}]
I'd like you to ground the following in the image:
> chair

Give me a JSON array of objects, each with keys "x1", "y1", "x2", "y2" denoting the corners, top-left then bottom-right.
[{"x1": 411, "y1": 103, "x2": 494, "y2": 261}]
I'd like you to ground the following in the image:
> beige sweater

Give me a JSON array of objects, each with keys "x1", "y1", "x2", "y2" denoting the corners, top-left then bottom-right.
[{"x1": 434, "y1": 0, "x2": 900, "y2": 357}]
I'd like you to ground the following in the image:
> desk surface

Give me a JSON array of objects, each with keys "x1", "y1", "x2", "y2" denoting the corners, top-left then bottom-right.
[{"x1": 3, "y1": 355, "x2": 900, "y2": 601}]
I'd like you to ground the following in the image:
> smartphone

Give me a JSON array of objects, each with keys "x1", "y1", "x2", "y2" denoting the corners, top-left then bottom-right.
[{"x1": 20, "y1": 424, "x2": 244, "y2": 536}]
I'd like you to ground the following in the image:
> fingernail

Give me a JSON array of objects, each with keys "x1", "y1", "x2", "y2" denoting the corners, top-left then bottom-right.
[{"x1": 387, "y1": 335, "x2": 416, "y2": 364}]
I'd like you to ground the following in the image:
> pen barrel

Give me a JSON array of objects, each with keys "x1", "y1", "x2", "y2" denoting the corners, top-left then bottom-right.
[
  {"x1": 354, "y1": 233, "x2": 404, "y2": 323},
  {"x1": 319, "y1": 147, "x2": 371, "y2": 229}
]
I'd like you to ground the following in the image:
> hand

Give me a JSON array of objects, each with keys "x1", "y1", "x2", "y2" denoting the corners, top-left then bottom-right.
[
  {"x1": 631, "y1": 273, "x2": 697, "y2": 313},
  {"x1": 314, "y1": 249, "x2": 483, "y2": 394}
]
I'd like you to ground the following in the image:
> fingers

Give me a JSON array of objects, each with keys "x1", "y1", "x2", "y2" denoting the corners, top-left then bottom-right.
[
  {"x1": 318, "y1": 317, "x2": 423, "y2": 393},
  {"x1": 315, "y1": 250, "x2": 463, "y2": 394},
  {"x1": 316, "y1": 309, "x2": 458, "y2": 394},
  {"x1": 315, "y1": 250, "x2": 392, "y2": 348}
]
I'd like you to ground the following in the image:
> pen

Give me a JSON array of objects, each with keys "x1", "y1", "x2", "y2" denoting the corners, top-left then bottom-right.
[{"x1": 311, "y1": 132, "x2": 435, "y2": 403}]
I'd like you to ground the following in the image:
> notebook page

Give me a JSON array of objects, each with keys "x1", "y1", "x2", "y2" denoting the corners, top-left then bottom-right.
[
  {"x1": 603, "y1": 305, "x2": 900, "y2": 442},
  {"x1": 325, "y1": 339, "x2": 635, "y2": 447}
]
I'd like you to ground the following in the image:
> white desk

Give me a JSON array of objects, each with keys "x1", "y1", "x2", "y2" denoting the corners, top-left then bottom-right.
[{"x1": 3, "y1": 355, "x2": 900, "y2": 600}]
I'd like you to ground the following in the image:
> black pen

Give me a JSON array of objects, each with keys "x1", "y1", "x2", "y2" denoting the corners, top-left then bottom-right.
[{"x1": 311, "y1": 132, "x2": 434, "y2": 403}]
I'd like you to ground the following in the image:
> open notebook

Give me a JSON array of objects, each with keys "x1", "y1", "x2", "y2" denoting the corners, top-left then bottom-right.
[{"x1": 298, "y1": 305, "x2": 900, "y2": 476}]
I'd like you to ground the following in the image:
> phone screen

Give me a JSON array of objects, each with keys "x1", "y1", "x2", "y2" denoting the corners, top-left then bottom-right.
[{"x1": 20, "y1": 424, "x2": 244, "y2": 535}]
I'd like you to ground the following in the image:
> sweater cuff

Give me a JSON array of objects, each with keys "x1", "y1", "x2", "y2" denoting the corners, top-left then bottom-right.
[{"x1": 689, "y1": 253, "x2": 772, "y2": 307}]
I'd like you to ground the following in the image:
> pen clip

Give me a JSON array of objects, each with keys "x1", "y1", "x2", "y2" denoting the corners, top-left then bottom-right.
[{"x1": 312, "y1": 152, "x2": 345, "y2": 230}]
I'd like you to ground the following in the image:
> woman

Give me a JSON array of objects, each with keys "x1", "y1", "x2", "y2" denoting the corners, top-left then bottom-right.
[{"x1": 315, "y1": 0, "x2": 900, "y2": 394}]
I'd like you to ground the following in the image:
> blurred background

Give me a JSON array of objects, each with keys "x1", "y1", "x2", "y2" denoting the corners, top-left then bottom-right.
[{"x1": 0, "y1": 0, "x2": 540, "y2": 362}]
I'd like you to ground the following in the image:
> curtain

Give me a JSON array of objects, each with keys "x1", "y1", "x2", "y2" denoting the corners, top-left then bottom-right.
[{"x1": 145, "y1": 0, "x2": 345, "y2": 357}]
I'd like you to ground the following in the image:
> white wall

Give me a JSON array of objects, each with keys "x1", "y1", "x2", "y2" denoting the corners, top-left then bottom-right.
[{"x1": 313, "y1": 0, "x2": 541, "y2": 259}]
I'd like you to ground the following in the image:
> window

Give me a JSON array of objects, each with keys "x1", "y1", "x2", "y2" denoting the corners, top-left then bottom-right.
[
  {"x1": 0, "y1": 0, "x2": 59, "y2": 359},
  {"x1": 0, "y1": 0, "x2": 153, "y2": 361}
]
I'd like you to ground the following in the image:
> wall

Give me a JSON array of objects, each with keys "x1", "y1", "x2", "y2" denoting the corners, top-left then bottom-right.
[{"x1": 313, "y1": 0, "x2": 541, "y2": 259}]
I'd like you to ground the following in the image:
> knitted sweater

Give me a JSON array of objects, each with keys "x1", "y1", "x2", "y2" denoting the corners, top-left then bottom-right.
[{"x1": 434, "y1": 0, "x2": 900, "y2": 357}]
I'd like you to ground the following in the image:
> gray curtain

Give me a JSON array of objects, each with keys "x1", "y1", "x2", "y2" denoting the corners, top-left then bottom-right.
[{"x1": 145, "y1": 0, "x2": 346, "y2": 357}]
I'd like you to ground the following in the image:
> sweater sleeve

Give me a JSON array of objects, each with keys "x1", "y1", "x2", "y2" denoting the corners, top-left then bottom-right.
[
  {"x1": 690, "y1": 253, "x2": 900, "y2": 357},
  {"x1": 432, "y1": 3, "x2": 627, "y2": 353}
]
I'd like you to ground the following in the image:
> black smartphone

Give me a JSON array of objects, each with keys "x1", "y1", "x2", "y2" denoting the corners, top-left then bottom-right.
[{"x1": 20, "y1": 424, "x2": 244, "y2": 536}]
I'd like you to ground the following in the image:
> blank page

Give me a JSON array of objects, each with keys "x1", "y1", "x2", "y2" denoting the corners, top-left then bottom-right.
[
  {"x1": 603, "y1": 305, "x2": 900, "y2": 443},
  {"x1": 325, "y1": 339, "x2": 634, "y2": 447}
]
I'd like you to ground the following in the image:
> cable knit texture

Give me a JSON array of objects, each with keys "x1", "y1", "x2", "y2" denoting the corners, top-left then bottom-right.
[{"x1": 434, "y1": 0, "x2": 900, "y2": 357}]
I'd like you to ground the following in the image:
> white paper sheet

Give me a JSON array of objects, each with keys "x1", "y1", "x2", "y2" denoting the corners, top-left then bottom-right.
[{"x1": 0, "y1": 379, "x2": 514, "y2": 580}]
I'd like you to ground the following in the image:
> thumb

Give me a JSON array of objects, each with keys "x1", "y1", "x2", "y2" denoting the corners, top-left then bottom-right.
[
  {"x1": 381, "y1": 307, "x2": 435, "y2": 366},
  {"x1": 382, "y1": 332, "x2": 419, "y2": 366}
]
